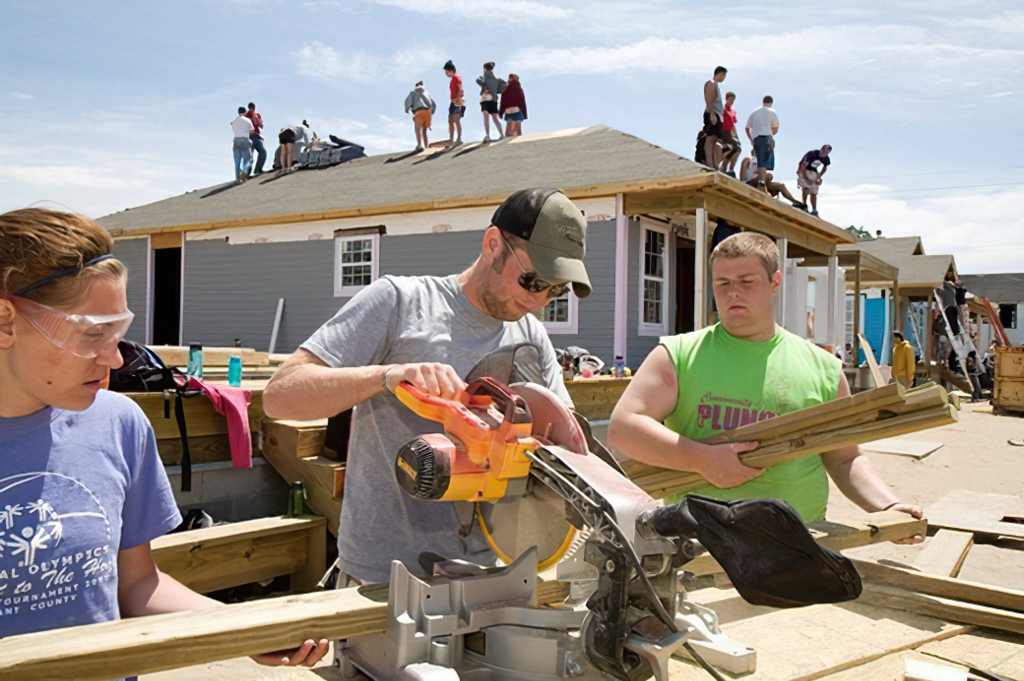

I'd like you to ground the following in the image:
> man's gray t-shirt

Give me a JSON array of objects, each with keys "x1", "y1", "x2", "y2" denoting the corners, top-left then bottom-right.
[{"x1": 301, "y1": 274, "x2": 572, "y2": 583}]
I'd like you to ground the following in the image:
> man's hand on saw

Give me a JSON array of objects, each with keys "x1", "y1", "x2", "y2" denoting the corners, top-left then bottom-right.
[
  {"x1": 251, "y1": 638, "x2": 331, "y2": 667},
  {"x1": 697, "y1": 441, "x2": 764, "y2": 488},
  {"x1": 385, "y1": 362, "x2": 466, "y2": 399}
]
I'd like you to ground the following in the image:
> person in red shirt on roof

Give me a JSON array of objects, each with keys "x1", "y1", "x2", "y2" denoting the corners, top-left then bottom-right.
[
  {"x1": 444, "y1": 60, "x2": 465, "y2": 147},
  {"x1": 719, "y1": 91, "x2": 742, "y2": 177},
  {"x1": 500, "y1": 73, "x2": 528, "y2": 137},
  {"x1": 245, "y1": 102, "x2": 267, "y2": 176}
]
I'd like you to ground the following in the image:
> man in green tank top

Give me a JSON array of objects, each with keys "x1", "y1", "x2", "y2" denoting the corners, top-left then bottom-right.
[{"x1": 608, "y1": 232, "x2": 921, "y2": 534}]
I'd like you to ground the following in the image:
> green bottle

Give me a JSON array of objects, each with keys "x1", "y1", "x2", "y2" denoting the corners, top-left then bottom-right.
[{"x1": 288, "y1": 481, "x2": 307, "y2": 517}]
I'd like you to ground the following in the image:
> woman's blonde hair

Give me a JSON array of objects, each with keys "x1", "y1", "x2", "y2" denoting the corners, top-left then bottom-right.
[{"x1": 0, "y1": 208, "x2": 127, "y2": 308}]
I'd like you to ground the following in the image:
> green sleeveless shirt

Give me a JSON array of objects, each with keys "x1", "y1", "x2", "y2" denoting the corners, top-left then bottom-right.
[{"x1": 660, "y1": 323, "x2": 841, "y2": 521}]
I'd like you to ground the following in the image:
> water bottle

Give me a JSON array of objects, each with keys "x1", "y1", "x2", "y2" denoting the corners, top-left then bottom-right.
[
  {"x1": 613, "y1": 355, "x2": 626, "y2": 379},
  {"x1": 227, "y1": 355, "x2": 243, "y2": 387},
  {"x1": 187, "y1": 343, "x2": 204, "y2": 378},
  {"x1": 288, "y1": 481, "x2": 307, "y2": 516}
]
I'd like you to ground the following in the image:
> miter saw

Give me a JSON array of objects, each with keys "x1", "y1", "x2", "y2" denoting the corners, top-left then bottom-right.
[{"x1": 337, "y1": 345, "x2": 862, "y2": 681}]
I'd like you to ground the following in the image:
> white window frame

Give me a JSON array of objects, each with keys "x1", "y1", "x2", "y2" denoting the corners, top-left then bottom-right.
[
  {"x1": 638, "y1": 223, "x2": 670, "y2": 336},
  {"x1": 334, "y1": 233, "x2": 380, "y2": 297},
  {"x1": 540, "y1": 290, "x2": 580, "y2": 335}
]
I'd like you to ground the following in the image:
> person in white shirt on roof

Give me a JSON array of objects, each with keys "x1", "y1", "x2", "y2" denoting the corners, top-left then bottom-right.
[
  {"x1": 229, "y1": 106, "x2": 254, "y2": 182},
  {"x1": 745, "y1": 95, "x2": 780, "y2": 185}
]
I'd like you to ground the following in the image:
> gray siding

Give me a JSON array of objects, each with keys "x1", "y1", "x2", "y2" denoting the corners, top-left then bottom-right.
[
  {"x1": 571, "y1": 219, "x2": 615, "y2": 361},
  {"x1": 626, "y1": 219, "x2": 676, "y2": 369},
  {"x1": 112, "y1": 237, "x2": 149, "y2": 344}
]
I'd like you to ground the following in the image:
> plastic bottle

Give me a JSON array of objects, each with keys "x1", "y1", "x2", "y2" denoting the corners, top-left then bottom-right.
[
  {"x1": 288, "y1": 481, "x2": 307, "y2": 516},
  {"x1": 187, "y1": 343, "x2": 204, "y2": 378},
  {"x1": 227, "y1": 355, "x2": 243, "y2": 387},
  {"x1": 613, "y1": 355, "x2": 625, "y2": 378}
]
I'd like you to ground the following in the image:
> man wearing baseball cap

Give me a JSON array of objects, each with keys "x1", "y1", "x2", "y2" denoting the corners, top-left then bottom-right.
[{"x1": 264, "y1": 187, "x2": 591, "y2": 585}]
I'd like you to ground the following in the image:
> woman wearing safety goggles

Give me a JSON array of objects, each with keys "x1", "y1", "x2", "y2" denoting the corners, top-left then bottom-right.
[{"x1": 0, "y1": 208, "x2": 328, "y2": 670}]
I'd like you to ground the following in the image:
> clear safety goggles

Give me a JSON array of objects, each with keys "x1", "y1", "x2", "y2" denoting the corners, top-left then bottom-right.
[{"x1": 5, "y1": 295, "x2": 134, "y2": 359}]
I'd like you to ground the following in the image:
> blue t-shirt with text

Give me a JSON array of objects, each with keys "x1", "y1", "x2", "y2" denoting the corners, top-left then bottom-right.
[{"x1": 0, "y1": 390, "x2": 181, "y2": 640}]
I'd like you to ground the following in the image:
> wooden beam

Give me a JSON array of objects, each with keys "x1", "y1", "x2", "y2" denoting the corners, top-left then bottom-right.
[
  {"x1": 147, "y1": 345, "x2": 269, "y2": 367},
  {"x1": 695, "y1": 207, "x2": 708, "y2": 329},
  {"x1": 566, "y1": 377, "x2": 630, "y2": 420},
  {"x1": 108, "y1": 174, "x2": 716, "y2": 238},
  {"x1": 152, "y1": 516, "x2": 326, "y2": 594},
  {"x1": 149, "y1": 231, "x2": 182, "y2": 249},
  {"x1": 685, "y1": 514, "x2": 927, "y2": 576},
  {"x1": 859, "y1": 584, "x2": 1024, "y2": 636},
  {"x1": 913, "y1": 529, "x2": 974, "y2": 577},
  {"x1": 623, "y1": 189, "x2": 705, "y2": 215},
  {"x1": 858, "y1": 333, "x2": 886, "y2": 387},
  {"x1": 703, "y1": 192, "x2": 834, "y2": 256},
  {"x1": 0, "y1": 579, "x2": 571, "y2": 681},
  {"x1": 128, "y1": 390, "x2": 263, "y2": 441},
  {"x1": 262, "y1": 418, "x2": 328, "y2": 459},
  {"x1": 853, "y1": 558, "x2": 1024, "y2": 613}
]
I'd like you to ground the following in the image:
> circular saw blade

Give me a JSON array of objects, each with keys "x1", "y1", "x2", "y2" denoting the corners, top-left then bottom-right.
[{"x1": 476, "y1": 383, "x2": 586, "y2": 571}]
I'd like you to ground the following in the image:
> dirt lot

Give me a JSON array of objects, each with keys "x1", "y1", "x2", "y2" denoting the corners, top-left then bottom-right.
[{"x1": 147, "y1": 401, "x2": 1024, "y2": 680}]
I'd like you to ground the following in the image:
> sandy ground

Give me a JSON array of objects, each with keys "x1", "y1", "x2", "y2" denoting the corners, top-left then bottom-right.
[{"x1": 146, "y1": 401, "x2": 1024, "y2": 680}]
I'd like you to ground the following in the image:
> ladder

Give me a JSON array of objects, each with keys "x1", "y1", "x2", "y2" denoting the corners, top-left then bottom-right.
[{"x1": 932, "y1": 289, "x2": 973, "y2": 388}]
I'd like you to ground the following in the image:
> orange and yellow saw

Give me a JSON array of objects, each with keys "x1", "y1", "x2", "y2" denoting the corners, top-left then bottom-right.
[{"x1": 393, "y1": 377, "x2": 588, "y2": 571}]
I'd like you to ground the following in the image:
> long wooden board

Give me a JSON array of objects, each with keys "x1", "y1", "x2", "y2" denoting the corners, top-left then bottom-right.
[
  {"x1": 129, "y1": 390, "x2": 263, "y2": 441},
  {"x1": 859, "y1": 583, "x2": 1024, "y2": 635},
  {"x1": 852, "y1": 558, "x2": 1024, "y2": 613},
  {"x1": 927, "y1": 490, "x2": 1024, "y2": 540},
  {"x1": 0, "y1": 581, "x2": 570, "y2": 681},
  {"x1": 152, "y1": 516, "x2": 326, "y2": 594},
  {"x1": 685, "y1": 514, "x2": 926, "y2": 576},
  {"x1": 913, "y1": 530, "x2": 974, "y2": 577},
  {"x1": 148, "y1": 345, "x2": 269, "y2": 367}
]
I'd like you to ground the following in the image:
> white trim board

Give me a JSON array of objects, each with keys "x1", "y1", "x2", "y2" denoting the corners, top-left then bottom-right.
[{"x1": 638, "y1": 220, "x2": 671, "y2": 337}]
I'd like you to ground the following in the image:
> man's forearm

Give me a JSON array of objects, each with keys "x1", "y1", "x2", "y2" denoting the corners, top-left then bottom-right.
[
  {"x1": 264, "y1": 364, "x2": 390, "y2": 420},
  {"x1": 607, "y1": 413, "x2": 710, "y2": 473},
  {"x1": 823, "y1": 448, "x2": 900, "y2": 512}
]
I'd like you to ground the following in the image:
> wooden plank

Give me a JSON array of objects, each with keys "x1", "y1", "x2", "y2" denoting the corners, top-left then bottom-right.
[
  {"x1": 623, "y1": 189, "x2": 705, "y2": 215},
  {"x1": 129, "y1": 391, "x2": 263, "y2": 440},
  {"x1": 918, "y1": 632, "x2": 1024, "y2": 679},
  {"x1": 152, "y1": 516, "x2": 325, "y2": 594},
  {"x1": 566, "y1": 377, "x2": 630, "y2": 420},
  {"x1": 147, "y1": 345, "x2": 269, "y2": 367},
  {"x1": 913, "y1": 530, "x2": 974, "y2": 577},
  {"x1": 157, "y1": 434, "x2": 235, "y2": 465},
  {"x1": 928, "y1": 490, "x2": 1024, "y2": 540},
  {"x1": 150, "y1": 231, "x2": 183, "y2": 249},
  {"x1": 0, "y1": 581, "x2": 570, "y2": 681},
  {"x1": 858, "y1": 333, "x2": 885, "y2": 388},
  {"x1": 859, "y1": 584, "x2": 1024, "y2": 635},
  {"x1": 853, "y1": 558, "x2": 1024, "y2": 613},
  {"x1": 685, "y1": 514, "x2": 926, "y2": 576},
  {"x1": 703, "y1": 191, "x2": 835, "y2": 256},
  {"x1": 959, "y1": 544, "x2": 1024, "y2": 591},
  {"x1": 261, "y1": 420, "x2": 341, "y2": 536},
  {"x1": 817, "y1": 651, "x2": 968, "y2": 681},
  {"x1": 861, "y1": 437, "x2": 944, "y2": 460},
  {"x1": 263, "y1": 418, "x2": 328, "y2": 459}
]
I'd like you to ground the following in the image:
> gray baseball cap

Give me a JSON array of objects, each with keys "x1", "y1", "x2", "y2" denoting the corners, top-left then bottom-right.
[{"x1": 491, "y1": 188, "x2": 592, "y2": 298}]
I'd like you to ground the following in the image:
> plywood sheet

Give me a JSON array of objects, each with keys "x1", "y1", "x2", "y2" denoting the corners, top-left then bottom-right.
[
  {"x1": 959, "y1": 544, "x2": 1024, "y2": 591},
  {"x1": 862, "y1": 437, "x2": 944, "y2": 459},
  {"x1": 666, "y1": 587, "x2": 967, "y2": 680},
  {"x1": 918, "y1": 632, "x2": 1024, "y2": 679},
  {"x1": 928, "y1": 490, "x2": 1024, "y2": 540},
  {"x1": 913, "y1": 530, "x2": 974, "y2": 577}
]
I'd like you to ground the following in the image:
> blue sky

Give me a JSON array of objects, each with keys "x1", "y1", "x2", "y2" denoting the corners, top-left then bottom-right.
[{"x1": 1, "y1": 0, "x2": 1022, "y2": 272}]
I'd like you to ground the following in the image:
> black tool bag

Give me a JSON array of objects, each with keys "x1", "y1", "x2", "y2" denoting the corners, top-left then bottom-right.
[
  {"x1": 108, "y1": 340, "x2": 201, "y2": 492},
  {"x1": 686, "y1": 495, "x2": 863, "y2": 608}
]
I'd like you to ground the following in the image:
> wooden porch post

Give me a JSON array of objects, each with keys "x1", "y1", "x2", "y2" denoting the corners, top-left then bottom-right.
[
  {"x1": 694, "y1": 207, "x2": 707, "y2": 330},
  {"x1": 853, "y1": 259, "x2": 862, "y2": 365},
  {"x1": 775, "y1": 237, "x2": 788, "y2": 327},
  {"x1": 827, "y1": 254, "x2": 838, "y2": 350}
]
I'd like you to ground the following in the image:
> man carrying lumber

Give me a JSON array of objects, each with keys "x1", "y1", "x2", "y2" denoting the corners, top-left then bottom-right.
[
  {"x1": 608, "y1": 232, "x2": 922, "y2": 533},
  {"x1": 264, "y1": 188, "x2": 591, "y2": 584}
]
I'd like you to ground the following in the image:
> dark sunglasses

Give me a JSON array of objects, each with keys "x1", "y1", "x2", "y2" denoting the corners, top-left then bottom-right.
[{"x1": 498, "y1": 232, "x2": 571, "y2": 298}]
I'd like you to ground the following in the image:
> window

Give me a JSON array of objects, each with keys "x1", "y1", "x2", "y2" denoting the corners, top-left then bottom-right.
[
  {"x1": 540, "y1": 290, "x2": 579, "y2": 334},
  {"x1": 639, "y1": 225, "x2": 669, "y2": 336},
  {"x1": 1000, "y1": 303, "x2": 1018, "y2": 330},
  {"x1": 334, "y1": 233, "x2": 380, "y2": 297}
]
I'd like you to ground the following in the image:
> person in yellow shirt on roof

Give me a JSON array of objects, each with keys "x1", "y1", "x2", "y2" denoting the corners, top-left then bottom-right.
[{"x1": 892, "y1": 331, "x2": 916, "y2": 388}]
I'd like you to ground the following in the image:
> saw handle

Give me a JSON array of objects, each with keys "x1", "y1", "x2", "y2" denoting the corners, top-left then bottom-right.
[
  {"x1": 636, "y1": 499, "x2": 700, "y2": 541},
  {"x1": 464, "y1": 378, "x2": 531, "y2": 424}
]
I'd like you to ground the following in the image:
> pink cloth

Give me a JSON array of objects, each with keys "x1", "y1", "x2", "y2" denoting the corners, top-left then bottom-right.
[{"x1": 184, "y1": 377, "x2": 254, "y2": 469}]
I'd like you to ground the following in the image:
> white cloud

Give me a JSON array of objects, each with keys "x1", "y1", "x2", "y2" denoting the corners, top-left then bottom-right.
[
  {"x1": 302, "y1": 114, "x2": 413, "y2": 154},
  {"x1": 369, "y1": 0, "x2": 572, "y2": 21},
  {"x1": 294, "y1": 41, "x2": 445, "y2": 83},
  {"x1": 824, "y1": 184, "x2": 1024, "y2": 274},
  {"x1": 9, "y1": 91, "x2": 34, "y2": 101}
]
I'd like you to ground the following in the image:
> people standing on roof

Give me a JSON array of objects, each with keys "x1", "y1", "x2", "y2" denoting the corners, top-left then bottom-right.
[
  {"x1": 702, "y1": 66, "x2": 728, "y2": 171},
  {"x1": 740, "y1": 150, "x2": 806, "y2": 209},
  {"x1": 276, "y1": 120, "x2": 311, "y2": 175},
  {"x1": 719, "y1": 91, "x2": 742, "y2": 177},
  {"x1": 230, "y1": 106, "x2": 254, "y2": 183},
  {"x1": 745, "y1": 95, "x2": 780, "y2": 185},
  {"x1": 444, "y1": 60, "x2": 465, "y2": 147},
  {"x1": 500, "y1": 73, "x2": 527, "y2": 138},
  {"x1": 797, "y1": 144, "x2": 832, "y2": 217},
  {"x1": 245, "y1": 102, "x2": 267, "y2": 176},
  {"x1": 404, "y1": 81, "x2": 437, "y2": 152},
  {"x1": 477, "y1": 62, "x2": 505, "y2": 142}
]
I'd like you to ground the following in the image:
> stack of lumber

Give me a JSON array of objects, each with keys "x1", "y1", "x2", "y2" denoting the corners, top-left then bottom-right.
[
  {"x1": 621, "y1": 381, "x2": 958, "y2": 498},
  {"x1": 565, "y1": 376, "x2": 630, "y2": 420}
]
